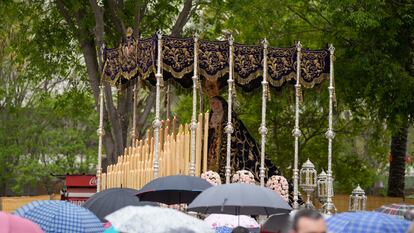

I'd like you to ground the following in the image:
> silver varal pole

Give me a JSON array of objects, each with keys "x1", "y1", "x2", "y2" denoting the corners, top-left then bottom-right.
[
  {"x1": 324, "y1": 44, "x2": 336, "y2": 215},
  {"x1": 97, "y1": 84, "x2": 105, "y2": 192},
  {"x1": 189, "y1": 33, "x2": 199, "y2": 176},
  {"x1": 153, "y1": 31, "x2": 162, "y2": 178},
  {"x1": 131, "y1": 82, "x2": 137, "y2": 147},
  {"x1": 259, "y1": 38, "x2": 269, "y2": 187},
  {"x1": 292, "y1": 41, "x2": 302, "y2": 209},
  {"x1": 225, "y1": 35, "x2": 234, "y2": 184}
]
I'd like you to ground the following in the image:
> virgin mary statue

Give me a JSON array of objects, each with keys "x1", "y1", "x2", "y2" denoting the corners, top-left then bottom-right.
[{"x1": 207, "y1": 95, "x2": 281, "y2": 181}]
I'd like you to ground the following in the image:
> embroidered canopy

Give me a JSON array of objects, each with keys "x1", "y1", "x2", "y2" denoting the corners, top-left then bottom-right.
[{"x1": 102, "y1": 34, "x2": 330, "y2": 90}]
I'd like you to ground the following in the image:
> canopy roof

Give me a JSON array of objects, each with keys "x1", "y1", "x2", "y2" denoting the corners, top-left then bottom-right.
[{"x1": 102, "y1": 34, "x2": 330, "y2": 90}]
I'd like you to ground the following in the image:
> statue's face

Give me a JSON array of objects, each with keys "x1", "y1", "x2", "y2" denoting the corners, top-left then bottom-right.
[
  {"x1": 210, "y1": 98, "x2": 224, "y2": 128},
  {"x1": 210, "y1": 98, "x2": 223, "y2": 113}
]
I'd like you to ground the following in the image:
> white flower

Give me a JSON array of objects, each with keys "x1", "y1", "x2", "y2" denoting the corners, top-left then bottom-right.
[{"x1": 201, "y1": 170, "x2": 222, "y2": 186}]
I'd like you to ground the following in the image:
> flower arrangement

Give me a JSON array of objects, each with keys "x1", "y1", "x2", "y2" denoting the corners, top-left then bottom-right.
[
  {"x1": 160, "y1": 203, "x2": 187, "y2": 211},
  {"x1": 231, "y1": 170, "x2": 256, "y2": 184},
  {"x1": 266, "y1": 175, "x2": 289, "y2": 202},
  {"x1": 201, "y1": 170, "x2": 222, "y2": 186}
]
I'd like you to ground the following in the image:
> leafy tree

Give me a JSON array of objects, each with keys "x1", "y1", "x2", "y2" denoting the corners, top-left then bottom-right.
[{"x1": 0, "y1": 1, "x2": 98, "y2": 195}]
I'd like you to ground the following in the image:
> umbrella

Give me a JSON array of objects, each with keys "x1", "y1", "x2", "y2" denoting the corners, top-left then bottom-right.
[
  {"x1": 105, "y1": 205, "x2": 214, "y2": 233},
  {"x1": 374, "y1": 203, "x2": 414, "y2": 218},
  {"x1": 0, "y1": 211, "x2": 44, "y2": 233},
  {"x1": 204, "y1": 214, "x2": 259, "y2": 229},
  {"x1": 215, "y1": 226, "x2": 232, "y2": 233},
  {"x1": 188, "y1": 183, "x2": 292, "y2": 215},
  {"x1": 83, "y1": 187, "x2": 159, "y2": 222},
  {"x1": 327, "y1": 211, "x2": 411, "y2": 233},
  {"x1": 14, "y1": 200, "x2": 104, "y2": 233},
  {"x1": 104, "y1": 226, "x2": 119, "y2": 233},
  {"x1": 260, "y1": 213, "x2": 291, "y2": 233},
  {"x1": 136, "y1": 175, "x2": 212, "y2": 204}
]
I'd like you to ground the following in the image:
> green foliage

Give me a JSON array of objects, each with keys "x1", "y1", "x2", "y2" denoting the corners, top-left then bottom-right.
[
  {"x1": 0, "y1": 90, "x2": 98, "y2": 195},
  {"x1": 0, "y1": 1, "x2": 96, "y2": 195}
]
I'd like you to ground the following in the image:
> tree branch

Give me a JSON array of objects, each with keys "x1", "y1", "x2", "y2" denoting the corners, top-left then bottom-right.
[
  {"x1": 55, "y1": 0, "x2": 78, "y2": 37},
  {"x1": 107, "y1": 0, "x2": 126, "y2": 38},
  {"x1": 138, "y1": 90, "x2": 156, "y2": 138},
  {"x1": 133, "y1": 0, "x2": 150, "y2": 38},
  {"x1": 89, "y1": 0, "x2": 105, "y2": 69},
  {"x1": 171, "y1": 0, "x2": 193, "y2": 36},
  {"x1": 286, "y1": 5, "x2": 324, "y2": 31}
]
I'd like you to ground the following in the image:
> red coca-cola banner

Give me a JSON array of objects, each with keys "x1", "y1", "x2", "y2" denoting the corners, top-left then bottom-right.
[
  {"x1": 65, "y1": 175, "x2": 97, "y2": 187},
  {"x1": 62, "y1": 175, "x2": 97, "y2": 206}
]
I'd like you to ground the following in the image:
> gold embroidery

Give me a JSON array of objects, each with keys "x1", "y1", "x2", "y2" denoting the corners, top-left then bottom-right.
[{"x1": 162, "y1": 36, "x2": 194, "y2": 78}]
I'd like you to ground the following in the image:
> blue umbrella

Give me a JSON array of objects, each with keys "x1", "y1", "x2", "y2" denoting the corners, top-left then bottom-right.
[
  {"x1": 215, "y1": 226, "x2": 232, "y2": 233},
  {"x1": 14, "y1": 200, "x2": 104, "y2": 233},
  {"x1": 327, "y1": 211, "x2": 411, "y2": 233}
]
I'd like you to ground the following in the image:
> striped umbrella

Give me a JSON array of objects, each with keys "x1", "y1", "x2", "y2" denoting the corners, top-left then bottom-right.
[
  {"x1": 374, "y1": 203, "x2": 414, "y2": 218},
  {"x1": 14, "y1": 200, "x2": 104, "y2": 233},
  {"x1": 327, "y1": 211, "x2": 411, "y2": 233}
]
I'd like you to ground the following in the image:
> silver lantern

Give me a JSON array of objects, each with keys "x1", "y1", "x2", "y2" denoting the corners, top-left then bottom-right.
[
  {"x1": 299, "y1": 159, "x2": 317, "y2": 208},
  {"x1": 349, "y1": 185, "x2": 367, "y2": 211},
  {"x1": 317, "y1": 170, "x2": 328, "y2": 203}
]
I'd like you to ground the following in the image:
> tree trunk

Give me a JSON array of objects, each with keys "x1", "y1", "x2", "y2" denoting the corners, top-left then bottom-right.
[{"x1": 387, "y1": 117, "x2": 408, "y2": 197}]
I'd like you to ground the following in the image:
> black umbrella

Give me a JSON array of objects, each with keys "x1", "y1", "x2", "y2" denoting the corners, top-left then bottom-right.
[
  {"x1": 188, "y1": 183, "x2": 292, "y2": 216},
  {"x1": 261, "y1": 213, "x2": 291, "y2": 233},
  {"x1": 83, "y1": 188, "x2": 158, "y2": 222},
  {"x1": 136, "y1": 175, "x2": 212, "y2": 205}
]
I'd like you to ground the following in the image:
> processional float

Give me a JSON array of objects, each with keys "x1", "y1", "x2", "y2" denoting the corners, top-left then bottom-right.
[{"x1": 96, "y1": 28, "x2": 336, "y2": 214}]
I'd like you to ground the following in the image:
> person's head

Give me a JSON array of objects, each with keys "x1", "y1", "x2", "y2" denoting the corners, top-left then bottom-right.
[
  {"x1": 290, "y1": 209, "x2": 326, "y2": 233},
  {"x1": 405, "y1": 209, "x2": 414, "y2": 221},
  {"x1": 232, "y1": 226, "x2": 250, "y2": 233}
]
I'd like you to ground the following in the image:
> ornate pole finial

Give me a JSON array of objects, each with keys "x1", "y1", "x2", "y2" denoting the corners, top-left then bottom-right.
[
  {"x1": 262, "y1": 38, "x2": 268, "y2": 48},
  {"x1": 228, "y1": 34, "x2": 234, "y2": 45},
  {"x1": 328, "y1": 44, "x2": 335, "y2": 54},
  {"x1": 296, "y1": 41, "x2": 302, "y2": 51},
  {"x1": 156, "y1": 29, "x2": 162, "y2": 39},
  {"x1": 97, "y1": 0, "x2": 103, "y2": 7}
]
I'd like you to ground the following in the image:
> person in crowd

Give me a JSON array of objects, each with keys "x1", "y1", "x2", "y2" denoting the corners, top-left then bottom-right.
[
  {"x1": 407, "y1": 222, "x2": 414, "y2": 233},
  {"x1": 290, "y1": 209, "x2": 326, "y2": 233},
  {"x1": 232, "y1": 226, "x2": 250, "y2": 233},
  {"x1": 405, "y1": 209, "x2": 414, "y2": 221}
]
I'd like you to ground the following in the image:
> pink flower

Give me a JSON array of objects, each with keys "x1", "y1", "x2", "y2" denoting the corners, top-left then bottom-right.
[
  {"x1": 266, "y1": 175, "x2": 289, "y2": 202},
  {"x1": 232, "y1": 170, "x2": 256, "y2": 185},
  {"x1": 201, "y1": 171, "x2": 222, "y2": 186}
]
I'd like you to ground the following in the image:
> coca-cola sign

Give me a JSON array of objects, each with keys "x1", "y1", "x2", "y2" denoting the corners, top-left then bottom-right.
[
  {"x1": 66, "y1": 175, "x2": 97, "y2": 187},
  {"x1": 89, "y1": 177, "x2": 97, "y2": 186}
]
